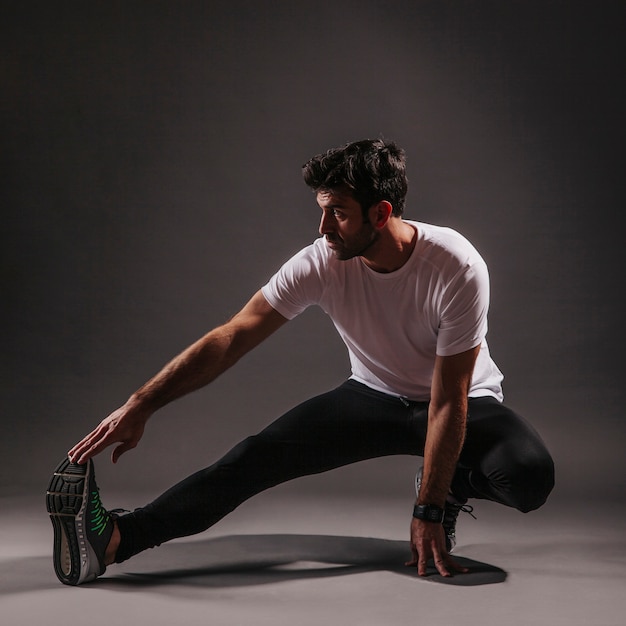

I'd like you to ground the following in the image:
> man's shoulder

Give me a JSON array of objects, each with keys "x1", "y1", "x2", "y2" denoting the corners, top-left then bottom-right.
[
  {"x1": 273, "y1": 237, "x2": 341, "y2": 284},
  {"x1": 409, "y1": 220, "x2": 471, "y2": 246},
  {"x1": 409, "y1": 220, "x2": 485, "y2": 268}
]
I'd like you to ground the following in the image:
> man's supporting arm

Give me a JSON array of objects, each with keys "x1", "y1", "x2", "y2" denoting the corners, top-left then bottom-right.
[{"x1": 406, "y1": 344, "x2": 480, "y2": 577}]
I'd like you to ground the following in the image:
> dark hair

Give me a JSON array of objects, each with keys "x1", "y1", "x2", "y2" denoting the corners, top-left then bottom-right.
[{"x1": 302, "y1": 138, "x2": 408, "y2": 216}]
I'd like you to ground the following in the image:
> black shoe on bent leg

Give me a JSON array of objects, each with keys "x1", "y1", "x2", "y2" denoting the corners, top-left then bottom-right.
[
  {"x1": 46, "y1": 458, "x2": 114, "y2": 585},
  {"x1": 414, "y1": 466, "x2": 476, "y2": 553}
]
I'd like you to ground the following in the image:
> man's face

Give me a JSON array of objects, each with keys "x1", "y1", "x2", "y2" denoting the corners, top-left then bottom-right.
[{"x1": 317, "y1": 189, "x2": 379, "y2": 261}]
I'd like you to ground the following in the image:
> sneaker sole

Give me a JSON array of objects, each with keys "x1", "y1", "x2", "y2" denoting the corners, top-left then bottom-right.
[{"x1": 46, "y1": 458, "x2": 99, "y2": 585}]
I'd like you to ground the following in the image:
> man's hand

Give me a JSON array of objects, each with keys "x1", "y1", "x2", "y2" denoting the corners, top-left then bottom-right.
[
  {"x1": 68, "y1": 403, "x2": 151, "y2": 465},
  {"x1": 406, "y1": 517, "x2": 469, "y2": 577}
]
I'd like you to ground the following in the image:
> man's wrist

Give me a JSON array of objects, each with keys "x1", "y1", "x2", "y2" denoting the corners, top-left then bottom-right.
[{"x1": 412, "y1": 503, "x2": 445, "y2": 523}]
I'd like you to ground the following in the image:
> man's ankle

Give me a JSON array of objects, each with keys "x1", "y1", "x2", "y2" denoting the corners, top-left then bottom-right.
[{"x1": 104, "y1": 521, "x2": 120, "y2": 566}]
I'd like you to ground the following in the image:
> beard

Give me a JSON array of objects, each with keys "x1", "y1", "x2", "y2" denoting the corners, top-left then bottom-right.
[{"x1": 325, "y1": 223, "x2": 380, "y2": 260}]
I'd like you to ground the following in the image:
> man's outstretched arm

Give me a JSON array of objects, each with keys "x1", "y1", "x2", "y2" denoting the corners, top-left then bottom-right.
[{"x1": 68, "y1": 290, "x2": 288, "y2": 465}]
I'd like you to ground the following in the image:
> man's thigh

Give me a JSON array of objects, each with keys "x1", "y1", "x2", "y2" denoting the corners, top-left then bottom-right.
[
  {"x1": 255, "y1": 380, "x2": 428, "y2": 472},
  {"x1": 461, "y1": 397, "x2": 548, "y2": 468}
]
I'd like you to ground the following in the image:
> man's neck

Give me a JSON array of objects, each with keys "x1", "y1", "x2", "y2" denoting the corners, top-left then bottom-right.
[{"x1": 361, "y1": 219, "x2": 417, "y2": 273}]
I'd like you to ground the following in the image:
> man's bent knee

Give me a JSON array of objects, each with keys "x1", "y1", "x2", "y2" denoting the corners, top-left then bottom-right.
[{"x1": 512, "y1": 454, "x2": 555, "y2": 513}]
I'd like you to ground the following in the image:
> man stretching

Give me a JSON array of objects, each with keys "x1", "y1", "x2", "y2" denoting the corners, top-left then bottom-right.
[{"x1": 46, "y1": 138, "x2": 554, "y2": 585}]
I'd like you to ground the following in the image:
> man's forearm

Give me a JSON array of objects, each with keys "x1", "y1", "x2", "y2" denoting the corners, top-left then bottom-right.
[
  {"x1": 419, "y1": 346, "x2": 479, "y2": 506},
  {"x1": 126, "y1": 290, "x2": 288, "y2": 416},
  {"x1": 417, "y1": 398, "x2": 467, "y2": 506},
  {"x1": 128, "y1": 325, "x2": 242, "y2": 413}
]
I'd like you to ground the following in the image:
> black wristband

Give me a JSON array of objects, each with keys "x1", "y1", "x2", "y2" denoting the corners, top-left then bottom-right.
[{"x1": 412, "y1": 504, "x2": 445, "y2": 523}]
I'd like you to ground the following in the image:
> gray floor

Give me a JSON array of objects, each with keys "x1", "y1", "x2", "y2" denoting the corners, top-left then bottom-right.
[{"x1": 1, "y1": 489, "x2": 624, "y2": 626}]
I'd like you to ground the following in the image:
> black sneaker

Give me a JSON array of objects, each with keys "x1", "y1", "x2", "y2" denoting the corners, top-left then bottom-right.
[
  {"x1": 414, "y1": 466, "x2": 475, "y2": 552},
  {"x1": 46, "y1": 458, "x2": 114, "y2": 585}
]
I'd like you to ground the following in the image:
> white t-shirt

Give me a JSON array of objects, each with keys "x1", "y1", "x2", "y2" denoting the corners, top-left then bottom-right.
[{"x1": 261, "y1": 221, "x2": 504, "y2": 402}]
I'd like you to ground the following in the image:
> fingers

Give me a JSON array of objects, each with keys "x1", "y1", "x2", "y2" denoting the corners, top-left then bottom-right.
[
  {"x1": 406, "y1": 547, "x2": 457, "y2": 577},
  {"x1": 68, "y1": 406, "x2": 148, "y2": 465},
  {"x1": 69, "y1": 439, "x2": 102, "y2": 465},
  {"x1": 432, "y1": 553, "x2": 470, "y2": 577},
  {"x1": 68, "y1": 425, "x2": 110, "y2": 464},
  {"x1": 446, "y1": 555, "x2": 470, "y2": 575},
  {"x1": 404, "y1": 543, "x2": 419, "y2": 567},
  {"x1": 407, "y1": 519, "x2": 469, "y2": 578},
  {"x1": 68, "y1": 409, "x2": 135, "y2": 464},
  {"x1": 430, "y1": 552, "x2": 451, "y2": 577},
  {"x1": 409, "y1": 551, "x2": 469, "y2": 577}
]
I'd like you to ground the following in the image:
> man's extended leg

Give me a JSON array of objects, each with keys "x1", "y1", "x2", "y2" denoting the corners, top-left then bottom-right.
[{"x1": 51, "y1": 379, "x2": 422, "y2": 584}]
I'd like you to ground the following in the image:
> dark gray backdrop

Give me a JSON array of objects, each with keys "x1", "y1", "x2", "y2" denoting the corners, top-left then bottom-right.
[{"x1": 2, "y1": 1, "x2": 623, "y2": 501}]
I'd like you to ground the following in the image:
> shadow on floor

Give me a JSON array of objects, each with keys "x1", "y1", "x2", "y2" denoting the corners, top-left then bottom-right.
[{"x1": 0, "y1": 534, "x2": 506, "y2": 594}]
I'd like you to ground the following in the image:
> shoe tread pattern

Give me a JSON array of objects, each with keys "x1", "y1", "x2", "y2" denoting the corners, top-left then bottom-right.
[{"x1": 46, "y1": 458, "x2": 88, "y2": 585}]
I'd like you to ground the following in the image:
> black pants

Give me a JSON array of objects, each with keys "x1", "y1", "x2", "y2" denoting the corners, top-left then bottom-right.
[{"x1": 115, "y1": 380, "x2": 555, "y2": 563}]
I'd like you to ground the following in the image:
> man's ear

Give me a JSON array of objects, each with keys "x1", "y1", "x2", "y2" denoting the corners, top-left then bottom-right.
[{"x1": 370, "y1": 201, "x2": 393, "y2": 229}]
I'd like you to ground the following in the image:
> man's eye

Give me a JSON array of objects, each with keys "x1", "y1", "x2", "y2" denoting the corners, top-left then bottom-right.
[{"x1": 332, "y1": 210, "x2": 344, "y2": 218}]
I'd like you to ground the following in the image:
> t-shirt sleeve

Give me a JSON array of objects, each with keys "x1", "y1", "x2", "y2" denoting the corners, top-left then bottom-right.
[
  {"x1": 436, "y1": 260, "x2": 490, "y2": 356},
  {"x1": 261, "y1": 243, "x2": 326, "y2": 320}
]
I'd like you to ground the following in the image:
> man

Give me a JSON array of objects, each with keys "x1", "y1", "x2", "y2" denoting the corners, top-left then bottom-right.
[{"x1": 46, "y1": 139, "x2": 554, "y2": 586}]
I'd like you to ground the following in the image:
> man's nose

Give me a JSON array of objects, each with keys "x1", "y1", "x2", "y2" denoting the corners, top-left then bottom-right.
[{"x1": 319, "y1": 211, "x2": 335, "y2": 235}]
